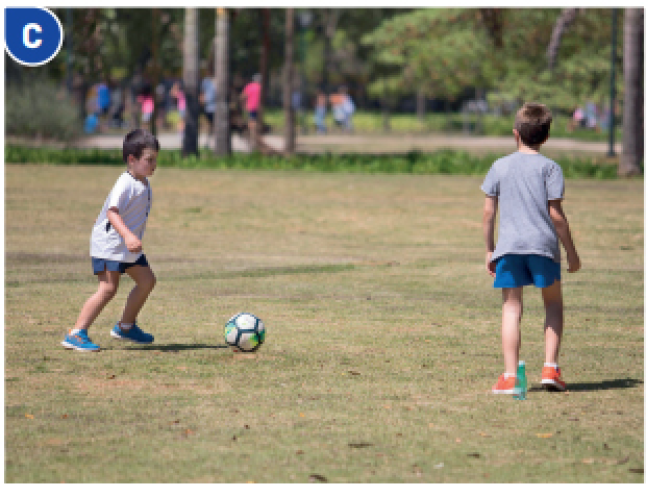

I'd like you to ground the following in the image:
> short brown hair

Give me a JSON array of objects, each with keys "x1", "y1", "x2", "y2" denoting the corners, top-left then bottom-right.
[
  {"x1": 123, "y1": 129, "x2": 160, "y2": 163},
  {"x1": 514, "y1": 103, "x2": 552, "y2": 146}
]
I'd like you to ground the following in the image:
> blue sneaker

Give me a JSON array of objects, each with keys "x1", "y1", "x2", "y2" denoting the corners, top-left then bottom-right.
[
  {"x1": 61, "y1": 329, "x2": 100, "y2": 352},
  {"x1": 110, "y1": 322, "x2": 154, "y2": 344}
]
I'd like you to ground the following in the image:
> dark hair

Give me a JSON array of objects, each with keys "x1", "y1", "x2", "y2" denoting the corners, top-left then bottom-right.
[
  {"x1": 514, "y1": 103, "x2": 553, "y2": 146},
  {"x1": 123, "y1": 129, "x2": 160, "y2": 163}
]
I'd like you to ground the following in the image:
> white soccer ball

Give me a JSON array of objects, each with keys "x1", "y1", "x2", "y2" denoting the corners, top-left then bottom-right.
[{"x1": 224, "y1": 313, "x2": 266, "y2": 352}]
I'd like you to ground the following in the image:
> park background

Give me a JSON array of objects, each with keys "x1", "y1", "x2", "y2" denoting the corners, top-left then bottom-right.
[
  {"x1": 4, "y1": 6, "x2": 645, "y2": 483},
  {"x1": 4, "y1": 7, "x2": 644, "y2": 174}
]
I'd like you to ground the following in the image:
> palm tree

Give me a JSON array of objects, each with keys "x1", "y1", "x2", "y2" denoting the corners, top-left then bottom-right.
[
  {"x1": 619, "y1": 8, "x2": 644, "y2": 176},
  {"x1": 214, "y1": 7, "x2": 231, "y2": 156},
  {"x1": 283, "y1": 9, "x2": 296, "y2": 155},
  {"x1": 182, "y1": 8, "x2": 200, "y2": 157}
]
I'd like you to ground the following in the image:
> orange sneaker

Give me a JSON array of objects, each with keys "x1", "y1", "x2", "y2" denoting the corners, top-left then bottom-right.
[
  {"x1": 491, "y1": 374, "x2": 519, "y2": 394},
  {"x1": 542, "y1": 366, "x2": 566, "y2": 392}
]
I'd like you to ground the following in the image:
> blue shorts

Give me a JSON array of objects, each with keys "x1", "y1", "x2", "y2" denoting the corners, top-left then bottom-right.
[
  {"x1": 493, "y1": 254, "x2": 561, "y2": 289},
  {"x1": 92, "y1": 254, "x2": 149, "y2": 275},
  {"x1": 248, "y1": 110, "x2": 258, "y2": 121}
]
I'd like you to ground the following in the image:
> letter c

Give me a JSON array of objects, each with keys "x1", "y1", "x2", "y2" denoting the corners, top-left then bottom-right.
[{"x1": 23, "y1": 23, "x2": 43, "y2": 49}]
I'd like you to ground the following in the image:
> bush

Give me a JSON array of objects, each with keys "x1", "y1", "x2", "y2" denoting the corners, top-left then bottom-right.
[
  {"x1": 5, "y1": 80, "x2": 81, "y2": 143},
  {"x1": 5, "y1": 145, "x2": 622, "y2": 179}
]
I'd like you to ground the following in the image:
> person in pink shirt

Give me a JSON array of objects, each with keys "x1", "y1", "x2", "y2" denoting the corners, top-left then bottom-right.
[
  {"x1": 170, "y1": 81, "x2": 186, "y2": 133},
  {"x1": 137, "y1": 84, "x2": 154, "y2": 124},
  {"x1": 240, "y1": 73, "x2": 262, "y2": 144}
]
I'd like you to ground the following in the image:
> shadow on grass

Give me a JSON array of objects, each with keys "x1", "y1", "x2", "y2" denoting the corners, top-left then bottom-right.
[
  {"x1": 107, "y1": 343, "x2": 229, "y2": 352},
  {"x1": 528, "y1": 377, "x2": 643, "y2": 393}
]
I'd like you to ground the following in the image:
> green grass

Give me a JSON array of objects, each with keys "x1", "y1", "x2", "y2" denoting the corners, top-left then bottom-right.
[
  {"x1": 5, "y1": 145, "x2": 622, "y2": 179},
  {"x1": 5, "y1": 164, "x2": 643, "y2": 482}
]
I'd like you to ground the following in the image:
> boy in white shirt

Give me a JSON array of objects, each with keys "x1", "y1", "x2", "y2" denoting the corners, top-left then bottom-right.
[{"x1": 62, "y1": 129, "x2": 159, "y2": 351}]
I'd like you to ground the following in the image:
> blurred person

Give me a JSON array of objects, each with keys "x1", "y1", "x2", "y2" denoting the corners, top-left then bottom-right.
[
  {"x1": 137, "y1": 83, "x2": 154, "y2": 124},
  {"x1": 340, "y1": 85, "x2": 355, "y2": 132},
  {"x1": 240, "y1": 73, "x2": 262, "y2": 144},
  {"x1": 62, "y1": 129, "x2": 160, "y2": 352},
  {"x1": 155, "y1": 81, "x2": 168, "y2": 130},
  {"x1": 568, "y1": 106, "x2": 585, "y2": 132},
  {"x1": 85, "y1": 84, "x2": 100, "y2": 117},
  {"x1": 109, "y1": 79, "x2": 126, "y2": 128},
  {"x1": 200, "y1": 70, "x2": 216, "y2": 135},
  {"x1": 330, "y1": 86, "x2": 354, "y2": 132},
  {"x1": 584, "y1": 100, "x2": 599, "y2": 131},
  {"x1": 314, "y1": 90, "x2": 327, "y2": 134},
  {"x1": 170, "y1": 80, "x2": 186, "y2": 134},
  {"x1": 97, "y1": 79, "x2": 111, "y2": 117}
]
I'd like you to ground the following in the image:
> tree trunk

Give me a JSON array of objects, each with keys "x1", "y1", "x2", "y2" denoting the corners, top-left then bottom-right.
[
  {"x1": 258, "y1": 9, "x2": 271, "y2": 132},
  {"x1": 321, "y1": 9, "x2": 340, "y2": 94},
  {"x1": 283, "y1": 9, "x2": 296, "y2": 155},
  {"x1": 620, "y1": 8, "x2": 644, "y2": 176},
  {"x1": 547, "y1": 8, "x2": 581, "y2": 71},
  {"x1": 214, "y1": 7, "x2": 231, "y2": 156},
  {"x1": 182, "y1": 8, "x2": 200, "y2": 157},
  {"x1": 150, "y1": 8, "x2": 159, "y2": 137}
]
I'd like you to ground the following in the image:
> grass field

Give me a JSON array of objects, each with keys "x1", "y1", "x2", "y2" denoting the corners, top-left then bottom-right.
[{"x1": 5, "y1": 164, "x2": 643, "y2": 482}]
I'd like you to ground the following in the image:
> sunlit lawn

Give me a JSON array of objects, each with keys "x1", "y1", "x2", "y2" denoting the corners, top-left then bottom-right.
[{"x1": 5, "y1": 164, "x2": 643, "y2": 482}]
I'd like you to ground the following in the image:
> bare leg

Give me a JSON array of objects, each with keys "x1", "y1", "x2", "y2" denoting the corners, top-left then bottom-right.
[
  {"x1": 248, "y1": 119, "x2": 258, "y2": 151},
  {"x1": 121, "y1": 265, "x2": 156, "y2": 324},
  {"x1": 542, "y1": 280, "x2": 564, "y2": 364},
  {"x1": 74, "y1": 271, "x2": 120, "y2": 330},
  {"x1": 502, "y1": 287, "x2": 523, "y2": 375}
]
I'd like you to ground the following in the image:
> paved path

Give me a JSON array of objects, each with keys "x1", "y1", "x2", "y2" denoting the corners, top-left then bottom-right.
[{"x1": 75, "y1": 132, "x2": 622, "y2": 156}]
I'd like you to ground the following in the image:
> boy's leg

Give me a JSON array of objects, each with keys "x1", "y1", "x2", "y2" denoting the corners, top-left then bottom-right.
[
  {"x1": 121, "y1": 265, "x2": 156, "y2": 324},
  {"x1": 74, "y1": 271, "x2": 121, "y2": 330},
  {"x1": 541, "y1": 280, "x2": 563, "y2": 364},
  {"x1": 502, "y1": 287, "x2": 523, "y2": 375}
]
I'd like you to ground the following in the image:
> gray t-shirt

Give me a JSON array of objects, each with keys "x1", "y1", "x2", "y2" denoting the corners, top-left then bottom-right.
[{"x1": 481, "y1": 152, "x2": 564, "y2": 263}]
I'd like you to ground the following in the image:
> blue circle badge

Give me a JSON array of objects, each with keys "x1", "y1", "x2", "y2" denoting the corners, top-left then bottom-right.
[{"x1": 5, "y1": 7, "x2": 64, "y2": 67}]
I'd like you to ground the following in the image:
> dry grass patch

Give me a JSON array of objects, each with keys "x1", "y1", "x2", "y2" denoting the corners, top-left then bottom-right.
[{"x1": 5, "y1": 164, "x2": 643, "y2": 483}]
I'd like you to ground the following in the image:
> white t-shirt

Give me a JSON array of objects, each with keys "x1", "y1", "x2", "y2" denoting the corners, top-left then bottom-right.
[{"x1": 90, "y1": 171, "x2": 152, "y2": 262}]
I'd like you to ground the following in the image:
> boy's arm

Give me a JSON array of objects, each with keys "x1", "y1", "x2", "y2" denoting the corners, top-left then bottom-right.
[
  {"x1": 107, "y1": 208, "x2": 142, "y2": 253},
  {"x1": 482, "y1": 196, "x2": 498, "y2": 277},
  {"x1": 549, "y1": 199, "x2": 580, "y2": 273}
]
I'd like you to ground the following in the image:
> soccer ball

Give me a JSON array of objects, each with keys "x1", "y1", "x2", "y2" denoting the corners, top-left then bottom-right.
[{"x1": 224, "y1": 313, "x2": 266, "y2": 352}]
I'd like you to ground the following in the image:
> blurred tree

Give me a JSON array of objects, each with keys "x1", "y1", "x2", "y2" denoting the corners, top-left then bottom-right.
[
  {"x1": 257, "y1": 9, "x2": 271, "y2": 133},
  {"x1": 363, "y1": 10, "x2": 491, "y2": 108},
  {"x1": 364, "y1": 9, "x2": 625, "y2": 115},
  {"x1": 491, "y1": 9, "x2": 623, "y2": 113},
  {"x1": 215, "y1": 8, "x2": 231, "y2": 155},
  {"x1": 182, "y1": 8, "x2": 200, "y2": 157},
  {"x1": 547, "y1": 8, "x2": 581, "y2": 71},
  {"x1": 619, "y1": 8, "x2": 644, "y2": 176},
  {"x1": 320, "y1": 9, "x2": 340, "y2": 95},
  {"x1": 284, "y1": 9, "x2": 296, "y2": 155},
  {"x1": 150, "y1": 8, "x2": 160, "y2": 137}
]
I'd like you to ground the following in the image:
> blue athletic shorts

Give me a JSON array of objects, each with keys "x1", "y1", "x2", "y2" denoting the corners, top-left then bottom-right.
[
  {"x1": 493, "y1": 254, "x2": 561, "y2": 289},
  {"x1": 92, "y1": 254, "x2": 149, "y2": 275}
]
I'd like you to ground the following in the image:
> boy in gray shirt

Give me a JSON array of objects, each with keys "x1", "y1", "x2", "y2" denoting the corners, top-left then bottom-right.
[{"x1": 482, "y1": 103, "x2": 580, "y2": 394}]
